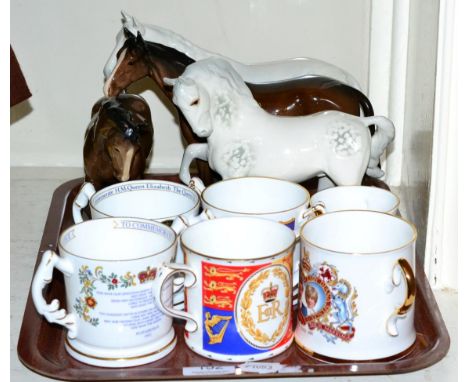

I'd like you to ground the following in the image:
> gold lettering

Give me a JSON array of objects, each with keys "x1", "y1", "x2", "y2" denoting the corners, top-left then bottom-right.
[{"x1": 257, "y1": 300, "x2": 283, "y2": 323}]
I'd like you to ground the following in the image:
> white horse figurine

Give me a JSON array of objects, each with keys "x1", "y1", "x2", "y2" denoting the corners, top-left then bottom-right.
[
  {"x1": 163, "y1": 58, "x2": 395, "y2": 189},
  {"x1": 103, "y1": 11, "x2": 362, "y2": 89}
]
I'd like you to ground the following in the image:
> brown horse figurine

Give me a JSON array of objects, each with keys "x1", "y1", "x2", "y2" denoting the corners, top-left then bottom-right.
[
  {"x1": 104, "y1": 30, "x2": 375, "y2": 185},
  {"x1": 83, "y1": 94, "x2": 153, "y2": 190}
]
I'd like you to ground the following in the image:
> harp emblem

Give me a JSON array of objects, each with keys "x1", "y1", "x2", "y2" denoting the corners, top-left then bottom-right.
[{"x1": 204, "y1": 312, "x2": 232, "y2": 344}]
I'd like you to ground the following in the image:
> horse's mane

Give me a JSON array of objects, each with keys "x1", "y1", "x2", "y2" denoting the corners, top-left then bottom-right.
[
  {"x1": 122, "y1": 13, "x2": 217, "y2": 61},
  {"x1": 144, "y1": 40, "x2": 195, "y2": 67},
  {"x1": 183, "y1": 58, "x2": 253, "y2": 99},
  {"x1": 95, "y1": 99, "x2": 146, "y2": 142}
]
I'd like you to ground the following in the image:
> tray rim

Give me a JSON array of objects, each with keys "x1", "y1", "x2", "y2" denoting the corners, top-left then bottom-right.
[{"x1": 17, "y1": 176, "x2": 451, "y2": 381}]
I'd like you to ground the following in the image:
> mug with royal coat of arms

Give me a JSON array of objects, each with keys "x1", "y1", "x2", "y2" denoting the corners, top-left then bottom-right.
[
  {"x1": 154, "y1": 216, "x2": 296, "y2": 362},
  {"x1": 296, "y1": 210, "x2": 417, "y2": 361},
  {"x1": 31, "y1": 217, "x2": 178, "y2": 367}
]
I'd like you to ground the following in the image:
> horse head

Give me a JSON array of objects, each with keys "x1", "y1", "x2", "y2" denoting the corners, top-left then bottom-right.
[
  {"x1": 84, "y1": 95, "x2": 153, "y2": 188},
  {"x1": 104, "y1": 29, "x2": 153, "y2": 96},
  {"x1": 164, "y1": 76, "x2": 213, "y2": 138},
  {"x1": 164, "y1": 58, "x2": 254, "y2": 138},
  {"x1": 103, "y1": 11, "x2": 146, "y2": 81},
  {"x1": 104, "y1": 27, "x2": 196, "y2": 98}
]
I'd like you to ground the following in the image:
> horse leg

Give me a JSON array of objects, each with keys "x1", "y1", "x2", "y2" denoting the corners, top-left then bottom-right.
[
  {"x1": 178, "y1": 115, "x2": 216, "y2": 185},
  {"x1": 363, "y1": 116, "x2": 395, "y2": 178},
  {"x1": 317, "y1": 175, "x2": 336, "y2": 191},
  {"x1": 179, "y1": 143, "x2": 209, "y2": 185},
  {"x1": 325, "y1": 148, "x2": 369, "y2": 186}
]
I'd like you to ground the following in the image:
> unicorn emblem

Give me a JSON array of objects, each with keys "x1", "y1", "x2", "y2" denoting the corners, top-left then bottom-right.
[
  {"x1": 298, "y1": 261, "x2": 358, "y2": 344},
  {"x1": 330, "y1": 281, "x2": 356, "y2": 334}
]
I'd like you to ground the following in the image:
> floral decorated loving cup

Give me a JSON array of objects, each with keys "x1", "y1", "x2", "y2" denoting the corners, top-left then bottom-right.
[{"x1": 31, "y1": 217, "x2": 178, "y2": 367}]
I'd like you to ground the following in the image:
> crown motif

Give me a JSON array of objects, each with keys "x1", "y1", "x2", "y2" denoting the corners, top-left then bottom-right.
[
  {"x1": 138, "y1": 266, "x2": 157, "y2": 284},
  {"x1": 262, "y1": 282, "x2": 279, "y2": 303}
]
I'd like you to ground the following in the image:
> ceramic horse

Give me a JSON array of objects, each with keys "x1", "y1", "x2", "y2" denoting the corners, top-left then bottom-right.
[
  {"x1": 104, "y1": 11, "x2": 362, "y2": 89},
  {"x1": 83, "y1": 94, "x2": 153, "y2": 190},
  {"x1": 103, "y1": 30, "x2": 376, "y2": 186},
  {"x1": 164, "y1": 58, "x2": 395, "y2": 188}
]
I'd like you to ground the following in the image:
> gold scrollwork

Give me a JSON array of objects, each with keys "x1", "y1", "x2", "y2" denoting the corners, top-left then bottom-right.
[{"x1": 239, "y1": 267, "x2": 290, "y2": 346}]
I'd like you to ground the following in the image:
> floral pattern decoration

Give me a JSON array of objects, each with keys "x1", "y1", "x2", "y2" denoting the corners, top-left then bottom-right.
[{"x1": 73, "y1": 265, "x2": 155, "y2": 326}]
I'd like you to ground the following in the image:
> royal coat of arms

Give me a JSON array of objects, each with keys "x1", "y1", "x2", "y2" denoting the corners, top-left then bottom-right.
[
  {"x1": 298, "y1": 255, "x2": 358, "y2": 343},
  {"x1": 200, "y1": 256, "x2": 293, "y2": 356}
]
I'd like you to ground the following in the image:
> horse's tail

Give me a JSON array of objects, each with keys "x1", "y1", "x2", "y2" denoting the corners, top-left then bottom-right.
[
  {"x1": 362, "y1": 116, "x2": 395, "y2": 178},
  {"x1": 357, "y1": 90, "x2": 374, "y2": 118},
  {"x1": 341, "y1": 84, "x2": 375, "y2": 134}
]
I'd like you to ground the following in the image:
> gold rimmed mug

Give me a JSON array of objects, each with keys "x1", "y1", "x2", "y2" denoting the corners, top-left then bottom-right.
[
  {"x1": 31, "y1": 217, "x2": 178, "y2": 367},
  {"x1": 296, "y1": 210, "x2": 417, "y2": 361},
  {"x1": 153, "y1": 216, "x2": 296, "y2": 362},
  {"x1": 309, "y1": 185, "x2": 400, "y2": 216}
]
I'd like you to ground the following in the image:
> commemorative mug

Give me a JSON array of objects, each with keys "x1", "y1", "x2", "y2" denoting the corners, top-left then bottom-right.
[
  {"x1": 309, "y1": 186, "x2": 400, "y2": 216},
  {"x1": 296, "y1": 210, "x2": 417, "y2": 360},
  {"x1": 154, "y1": 217, "x2": 296, "y2": 362},
  {"x1": 31, "y1": 218, "x2": 178, "y2": 367},
  {"x1": 72, "y1": 179, "x2": 200, "y2": 225},
  {"x1": 187, "y1": 176, "x2": 319, "y2": 299}
]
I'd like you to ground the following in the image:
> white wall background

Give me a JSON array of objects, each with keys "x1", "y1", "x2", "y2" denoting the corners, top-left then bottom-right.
[{"x1": 10, "y1": 0, "x2": 371, "y2": 171}]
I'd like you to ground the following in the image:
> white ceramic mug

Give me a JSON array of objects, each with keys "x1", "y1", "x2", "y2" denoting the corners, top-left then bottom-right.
[
  {"x1": 187, "y1": 176, "x2": 318, "y2": 300},
  {"x1": 154, "y1": 217, "x2": 296, "y2": 362},
  {"x1": 310, "y1": 186, "x2": 400, "y2": 216},
  {"x1": 295, "y1": 210, "x2": 417, "y2": 360},
  {"x1": 72, "y1": 180, "x2": 200, "y2": 224},
  {"x1": 31, "y1": 218, "x2": 178, "y2": 367}
]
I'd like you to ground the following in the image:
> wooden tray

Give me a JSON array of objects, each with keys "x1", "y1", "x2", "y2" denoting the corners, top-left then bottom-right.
[{"x1": 17, "y1": 175, "x2": 450, "y2": 380}]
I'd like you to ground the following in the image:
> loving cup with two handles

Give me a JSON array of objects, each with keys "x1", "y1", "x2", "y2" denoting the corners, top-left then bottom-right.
[
  {"x1": 31, "y1": 217, "x2": 178, "y2": 367},
  {"x1": 296, "y1": 210, "x2": 417, "y2": 361}
]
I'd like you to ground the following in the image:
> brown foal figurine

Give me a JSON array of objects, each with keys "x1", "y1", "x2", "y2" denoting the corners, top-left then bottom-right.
[{"x1": 83, "y1": 94, "x2": 153, "y2": 190}]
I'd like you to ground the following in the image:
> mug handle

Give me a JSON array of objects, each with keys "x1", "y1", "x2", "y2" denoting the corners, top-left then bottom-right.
[
  {"x1": 170, "y1": 210, "x2": 213, "y2": 236},
  {"x1": 31, "y1": 250, "x2": 78, "y2": 338},
  {"x1": 386, "y1": 258, "x2": 416, "y2": 336},
  {"x1": 188, "y1": 177, "x2": 206, "y2": 196},
  {"x1": 72, "y1": 182, "x2": 96, "y2": 223},
  {"x1": 170, "y1": 209, "x2": 214, "y2": 263},
  {"x1": 295, "y1": 202, "x2": 326, "y2": 232},
  {"x1": 153, "y1": 263, "x2": 198, "y2": 332}
]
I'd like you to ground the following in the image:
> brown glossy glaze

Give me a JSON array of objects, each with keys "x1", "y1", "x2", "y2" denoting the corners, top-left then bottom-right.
[
  {"x1": 105, "y1": 31, "x2": 375, "y2": 186},
  {"x1": 17, "y1": 175, "x2": 450, "y2": 380},
  {"x1": 83, "y1": 94, "x2": 153, "y2": 190}
]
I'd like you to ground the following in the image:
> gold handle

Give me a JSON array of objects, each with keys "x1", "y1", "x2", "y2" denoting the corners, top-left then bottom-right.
[
  {"x1": 302, "y1": 202, "x2": 326, "y2": 220},
  {"x1": 386, "y1": 258, "x2": 416, "y2": 336},
  {"x1": 395, "y1": 258, "x2": 416, "y2": 316},
  {"x1": 312, "y1": 203, "x2": 326, "y2": 217}
]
